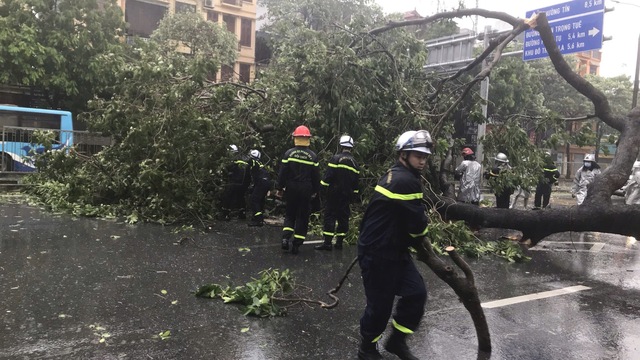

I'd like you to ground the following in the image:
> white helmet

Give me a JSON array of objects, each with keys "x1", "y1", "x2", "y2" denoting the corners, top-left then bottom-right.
[
  {"x1": 229, "y1": 144, "x2": 238, "y2": 153},
  {"x1": 584, "y1": 154, "x2": 596, "y2": 162},
  {"x1": 494, "y1": 153, "x2": 509, "y2": 163},
  {"x1": 395, "y1": 130, "x2": 433, "y2": 154},
  {"x1": 339, "y1": 135, "x2": 354, "y2": 148},
  {"x1": 249, "y1": 149, "x2": 261, "y2": 160}
]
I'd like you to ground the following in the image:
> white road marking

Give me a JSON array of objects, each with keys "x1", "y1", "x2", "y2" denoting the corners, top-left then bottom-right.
[
  {"x1": 481, "y1": 285, "x2": 591, "y2": 309},
  {"x1": 529, "y1": 241, "x2": 605, "y2": 252}
]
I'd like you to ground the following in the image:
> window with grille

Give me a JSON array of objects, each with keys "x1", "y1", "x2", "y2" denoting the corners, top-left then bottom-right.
[
  {"x1": 221, "y1": 64, "x2": 235, "y2": 81},
  {"x1": 223, "y1": 14, "x2": 236, "y2": 35},
  {"x1": 240, "y1": 18, "x2": 252, "y2": 47}
]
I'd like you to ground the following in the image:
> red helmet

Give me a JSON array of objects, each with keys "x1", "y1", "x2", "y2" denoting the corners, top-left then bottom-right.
[
  {"x1": 292, "y1": 125, "x2": 311, "y2": 137},
  {"x1": 461, "y1": 147, "x2": 474, "y2": 156}
]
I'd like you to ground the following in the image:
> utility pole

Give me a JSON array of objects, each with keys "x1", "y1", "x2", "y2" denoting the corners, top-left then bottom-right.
[
  {"x1": 633, "y1": 33, "x2": 640, "y2": 109},
  {"x1": 477, "y1": 25, "x2": 491, "y2": 165}
]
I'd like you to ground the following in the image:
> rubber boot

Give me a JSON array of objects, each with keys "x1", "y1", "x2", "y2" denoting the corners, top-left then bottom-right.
[
  {"x1": 281, "y1": 238, "x2": 290, "y2": 250},
  {"x1": 334, "y1": 236, "x2": 344, "y2": 250},
  {"x1": 290, "y1": 239, "x2": 302, "y2": 255},
  {"x1": 384, "y1": 329, "x2": 419, "y2": 360},
  {"x1": 358, "y1": 337, "x2": 383, "y2": 360},
  {"x1": 314, "y1": 235, "x2": 333, "y2": 251}
]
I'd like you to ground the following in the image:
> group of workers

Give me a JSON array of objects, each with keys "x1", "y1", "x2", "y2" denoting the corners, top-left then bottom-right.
[
  {"x1": 219, "y1": 125, "x2": 360, "y2": 254},
  {"x1": 220, "y1": 125, "x2": 638, "y2": 360}
]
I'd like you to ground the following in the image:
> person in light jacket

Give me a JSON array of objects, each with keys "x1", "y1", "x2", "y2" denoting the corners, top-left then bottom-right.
[
  {"x1": 572, "y1": 154, "x2": 601, "y2": 205},
  {"x1": 455, "y1": 147, "x2": 482, "y2": 205}
]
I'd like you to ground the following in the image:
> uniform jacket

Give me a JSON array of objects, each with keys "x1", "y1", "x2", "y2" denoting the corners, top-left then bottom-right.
[
  {"x1": 540, "y1": 162, "x2": 560, "y2": 186},
  {"x1": 455, "y1": 159, "x2": 482, "y2": 203},
  {"x1": 572, "y1": 165, "x2": 601, "y2": 205},
  {"x1": 277, "y1": 146, "x2": 320, "y2": 193},
  {"x1": 358, "y1": 162, "x2": 429, "y2": 261},
  {"x1": 249, "y1": 159, "x2": 270, "y2": 185},
  {"x1": 227, "y1": 155, "x2": 251, "y2": 187},
  {"x1": 321, "y1": 151, "x2": 360, "y2": 197}
]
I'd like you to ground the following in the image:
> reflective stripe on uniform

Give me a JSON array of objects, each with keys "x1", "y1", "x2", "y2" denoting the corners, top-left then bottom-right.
[
  {"x1": 254, "y1": 212, "x2": 263, "y2": 216},
  {"x1": 409, "y1": 226, "x2": 429, "y2": 238},
  {"x1": 322, "y1": 231, "x2": 335, "y2": 236},
  {"x1": 235, "y1": 160, "x2": 248, "y2": 165},
  {"x1": 294, "y1": 234, "x2": 305, "y2": 240},
  {"x1": 282, "y1": 157, "x2": 319, "y2": 166},
  {"x1": 328, "y1": 162, "x2": 360, "y2": 174},
  {"x1": 374, "y1": 185, "x2": 422, "y2": 201},
  {"x1": 335, "y1": 232, "x2": 346, "y2": 236},
  {"x1": 321, "y1": 180, "x2": 330, "y2": 186},
  {"x1": 392, "y1": 319, "x2": 414, "y2": 334},
  {"x1": 283, "y1": 227, "x2": 294, "y2": 232},
  {"x1": 372, "y1": 334, "x2": 382, "y2": 343}
]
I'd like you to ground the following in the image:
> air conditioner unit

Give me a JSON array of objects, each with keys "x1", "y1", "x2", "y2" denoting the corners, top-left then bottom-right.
[{"x1": 204, "y1": 0, "x2": 214, "y2": 8}]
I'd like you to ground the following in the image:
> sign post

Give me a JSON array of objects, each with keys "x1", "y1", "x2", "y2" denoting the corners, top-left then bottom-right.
[{"x1": 523, "y1": 0, "x2": 605, "y2": 61}]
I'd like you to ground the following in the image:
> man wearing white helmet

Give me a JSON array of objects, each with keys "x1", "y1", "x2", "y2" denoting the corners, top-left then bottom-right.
[
  {"x1": 357, "y1": 130, "x2": 431, "y2": 360},
  {"x1": 314, "y1": 135, "x2": 360, "y2": 251},
  {"x1": 572, "y1": 154, "x2": 601, "y2": 205},
  {"x1": 484, "y1": 152, "x2": 514, "y2": 208},
  {"x1": 247, "y1": 150, "x2": 271, "y2": 227}
]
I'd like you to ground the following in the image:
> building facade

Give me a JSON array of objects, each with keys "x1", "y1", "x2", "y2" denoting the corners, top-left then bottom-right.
[{"x1": 115, "y1": 0, "x2": 256, "y2": 83}]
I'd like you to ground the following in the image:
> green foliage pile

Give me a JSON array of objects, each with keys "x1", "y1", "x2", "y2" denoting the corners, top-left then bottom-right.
[
  {"x1": 426, "y1": 213, "x2": 530, "y2": 263},
  {"x1": 194, "y1": 269, "x2": 294, "y2": 317},
  {"x1": 25, "y1": 12, "x2": 244, "y2": 223}
]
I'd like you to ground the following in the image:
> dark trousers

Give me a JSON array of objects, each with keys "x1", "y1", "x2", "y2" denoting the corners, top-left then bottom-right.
[
  {"x1": 359, "y1": 254, "x2": 427, "y2": 342},
  {"x1": 220, "y1": 183, "x2": 247, "y2": 214},
  {"x1": 249, "y1": 179, "x2": 270, "y2": 222},
  {"x1": 534, "y1": 183, "x2": 552, "y2": 208},
  {"x1": 495, "y1": 191, "x2": 511, "y2": 209},
  {"x1": 281, "y1": 183, "x2": 313, "y2": 244},
  {"x1": 322, "y1": 193, "x2": 350, "y2": 239}
]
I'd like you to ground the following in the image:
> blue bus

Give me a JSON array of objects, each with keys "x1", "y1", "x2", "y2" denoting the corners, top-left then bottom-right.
[{"x1": 0, "y1": 105, "x2": 73, "y2": 172}]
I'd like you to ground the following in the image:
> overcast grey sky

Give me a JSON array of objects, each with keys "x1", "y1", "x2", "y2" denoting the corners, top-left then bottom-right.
[{"x1": 374, "y1": 0, "x2": 639, "y2": 78}]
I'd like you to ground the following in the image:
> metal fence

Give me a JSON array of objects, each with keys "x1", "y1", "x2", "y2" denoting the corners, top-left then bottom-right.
[{"x1": 1, "y1": 126, "x2": 111, "y2": 173}]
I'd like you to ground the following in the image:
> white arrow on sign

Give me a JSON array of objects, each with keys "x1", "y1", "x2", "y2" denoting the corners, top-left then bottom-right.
[{"x1": 588, "y1": 27, "x2": 600, "y2": 37}]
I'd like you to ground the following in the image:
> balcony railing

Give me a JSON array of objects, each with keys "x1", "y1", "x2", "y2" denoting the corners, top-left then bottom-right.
[{"x1": 221, "y1": 0, "x2": 242, "y2": 7}]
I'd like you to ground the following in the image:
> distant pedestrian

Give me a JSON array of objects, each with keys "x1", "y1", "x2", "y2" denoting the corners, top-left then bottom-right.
[
  {"x1": 247, "y1": 150, "x2": 271, "y2": 227},
  {"x1": 485, "y1": 152, "x2": 514, "y2": 208},
  {"x1": 572, "y1": 154, "x2": 601, "y2": 205},
  {"x1": 454, "y1": 147, "x2": 482, "y2": 205},
  {"x1": 625, "y1": 161, "x2": 640, "y2": 205},
  {"x1": 357, "y1": 130, "x2": 432, "y2": 360},
  {"x1": 276, "y1": 125, "x2": 320, "y2": 255},
  {"x1": 533, "y1": 153, "x2": 560, "y2": 209},
  {"x1": 314, "y1": 135, "x2": 360, "y2": 251}
]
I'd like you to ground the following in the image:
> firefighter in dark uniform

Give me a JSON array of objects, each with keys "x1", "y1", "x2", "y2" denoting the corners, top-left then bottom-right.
[
  {"x1": 357, "y1": 130, "x2": 432, "y2": 360},
  {"x1": 219, "y1": 145, "x2": 251, "y2": 220},
  {"x1": 314, "y1": 134, "x2": 360, "y2": 251},
  {"x1": 247, "y1": 149, "x2": 271, "y2": 227},
  {"x1": 484, "y1": 152, "x2": 513, "y2": 209},
  {"x1": 533, "y1": 152, "x2": 560, "y2": 209},
  {"x1": 276, "y1": 125, "x2": 320, "y2": 255}
]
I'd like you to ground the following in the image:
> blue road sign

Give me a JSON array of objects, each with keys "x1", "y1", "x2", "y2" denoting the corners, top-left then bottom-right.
[
  {"x1": 523, "y1": 0, "x2": 605, "y2": 61},
  {"x1": 524, "y1": 0, "x2": 605, "y2": 21}
]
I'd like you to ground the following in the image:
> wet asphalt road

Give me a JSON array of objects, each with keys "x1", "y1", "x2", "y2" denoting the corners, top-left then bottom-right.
[{"x1": 0, "y1": 199, "x2": 639, "y2": 360}]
